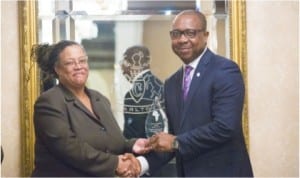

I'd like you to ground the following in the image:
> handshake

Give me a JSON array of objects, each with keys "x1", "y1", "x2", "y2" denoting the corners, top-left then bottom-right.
[{"x1": 115, "y1": 132, "x2": 176, "y2": 177}]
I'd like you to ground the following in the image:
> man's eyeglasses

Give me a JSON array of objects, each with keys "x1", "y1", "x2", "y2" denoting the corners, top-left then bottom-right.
[
  {"x1": 62, "y1": 57, "x2": 88, "y2": 68},
  {"x1": 169, "y1": 29, "x2": 205, "y2": 39}
]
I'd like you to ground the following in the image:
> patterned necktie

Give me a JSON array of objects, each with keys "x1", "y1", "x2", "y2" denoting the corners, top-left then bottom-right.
[{"x1": 182, "y1": 65, "x2": 193, "y2": 101}]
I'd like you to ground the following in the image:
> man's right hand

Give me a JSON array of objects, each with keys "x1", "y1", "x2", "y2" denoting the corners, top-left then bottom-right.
[{"x1": 115, "y1": 153, "x2": 141, "y2": 177}]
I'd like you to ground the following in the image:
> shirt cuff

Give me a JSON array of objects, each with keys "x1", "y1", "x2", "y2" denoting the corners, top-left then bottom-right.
[{"x1": 137, "y1": 156, "x2": 149, "y2": 176}]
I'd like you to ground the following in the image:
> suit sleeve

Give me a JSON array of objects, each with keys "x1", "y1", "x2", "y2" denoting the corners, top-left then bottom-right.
[
  {"x1": 177, "y1": 60, "x2": 245, "y2": 159},
  {"x1": 34, "y1": 95, "x2": 119, "y2": 177}
]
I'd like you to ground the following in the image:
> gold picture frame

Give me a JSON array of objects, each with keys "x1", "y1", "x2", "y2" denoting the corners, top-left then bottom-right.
[
  {"x1": 19, "y1": 1, "x2": 39, "y2": 176},
  {"x1": 229, "y1": 0, "x2": 249, "y2": 149},
  {"x1": 19, "y1": 0, "x2": 248, "y2": 176}
]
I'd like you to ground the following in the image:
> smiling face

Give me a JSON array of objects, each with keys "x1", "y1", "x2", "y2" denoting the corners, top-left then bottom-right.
[
  {"x1": 54, "y1": 45, "x2": 89, "y2": 90},
  {"x1": 171, "y1": 11, "x2": 209, "y2": 64}
]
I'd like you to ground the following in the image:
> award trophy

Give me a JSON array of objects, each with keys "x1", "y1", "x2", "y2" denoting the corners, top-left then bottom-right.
[{"x1": 145, "y1": 97, "x2": 168, "y2": 138}]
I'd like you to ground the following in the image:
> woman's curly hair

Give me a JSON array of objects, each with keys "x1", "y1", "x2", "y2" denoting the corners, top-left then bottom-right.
[{"x1": 31, "y1": 40, "x2": 80, "y2": 78}]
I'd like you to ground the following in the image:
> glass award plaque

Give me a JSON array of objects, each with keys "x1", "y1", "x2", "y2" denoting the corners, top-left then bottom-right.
[{"x1": 145, "y1": 97, "x2": 168, "y2": 138}]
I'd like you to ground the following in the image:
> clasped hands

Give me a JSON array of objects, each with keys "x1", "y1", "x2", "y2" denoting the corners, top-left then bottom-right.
[
  {"x1": 116, "y1": 133, "x2": 176, "y2": 177},
  {"x1": 115, "y1": 153, "x2": 141, "y2": 177}
]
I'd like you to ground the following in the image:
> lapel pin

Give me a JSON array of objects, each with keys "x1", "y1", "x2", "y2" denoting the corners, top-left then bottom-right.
[{"x1": 196, "y1": 72, "x2": 200, "y2": 77}]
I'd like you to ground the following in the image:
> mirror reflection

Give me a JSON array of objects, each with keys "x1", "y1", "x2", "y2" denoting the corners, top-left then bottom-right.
[{"x1": 37, "y1": 0, "x2": 228, "y2": 128}]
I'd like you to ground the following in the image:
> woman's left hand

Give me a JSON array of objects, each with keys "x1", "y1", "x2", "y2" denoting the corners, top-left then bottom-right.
[{"x1": 132, "y1": 138, "x2": 152, "y2": 154}]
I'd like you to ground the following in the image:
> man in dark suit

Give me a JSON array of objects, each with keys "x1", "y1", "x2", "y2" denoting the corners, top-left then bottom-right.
[{"x1": 144, "y1": 10, "x2": 253, "y2": 177}]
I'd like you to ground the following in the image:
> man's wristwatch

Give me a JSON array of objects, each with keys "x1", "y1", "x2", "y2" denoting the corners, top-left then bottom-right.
[{"x1": 172, "y1": 138, "x2": 179, "y2": 151}]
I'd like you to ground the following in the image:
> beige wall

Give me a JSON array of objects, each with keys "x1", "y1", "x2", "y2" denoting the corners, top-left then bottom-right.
[
  {"x1": 0, "y1": 1, "x2": 1, "y2": 174},
  {"x1": 1, "y1": 1, "x2": 22, "y2": 176},
  {"x1": 0, "y1": 1, "x2": 299, "y2": 177},
  {"x1": 143, "y1": 20, "x2": 182, "y2": 81},
  {"x1": 247, "y1": 1, "x2": 299, "y2": 177}
]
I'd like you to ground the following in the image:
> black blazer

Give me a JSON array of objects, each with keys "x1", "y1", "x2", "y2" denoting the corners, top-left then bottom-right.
[
  {"x1": 147, "y1": 49, "x2": 253, "y2": 177},
  {"x1": 32, "y1": 84, "x2": 135, "y2": 177}
]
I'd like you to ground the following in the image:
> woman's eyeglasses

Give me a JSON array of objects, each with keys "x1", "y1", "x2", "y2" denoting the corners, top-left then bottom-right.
[{"x1": 61, "y1": 57, "x2": 88, "y2": 68}]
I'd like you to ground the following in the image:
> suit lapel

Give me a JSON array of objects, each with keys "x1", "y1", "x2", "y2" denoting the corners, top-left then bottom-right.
[
  {"x1": 85, "y1": 90, "x2": 107, "y2": 126},
  {"x1": 90, "y1": 91, "x2": 123, "y2": 137},
  {"x1": 73, "y1": 100, "x2": 96, "y2": 119},
  {"x1": 176, "y1": 68, "x2": 185, "y2": 113},
  {"x1": 179, "y1": 49, "x2": 213, "y2": 128},
  {"x1": 59, "y1": 84, "x2": 103, "y2": 125}
]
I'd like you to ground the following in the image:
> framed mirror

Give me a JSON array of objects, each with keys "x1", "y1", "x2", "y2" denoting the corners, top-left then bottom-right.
[{"x1": 19, "y1": 0, "x2": 248, "y2": 176}]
